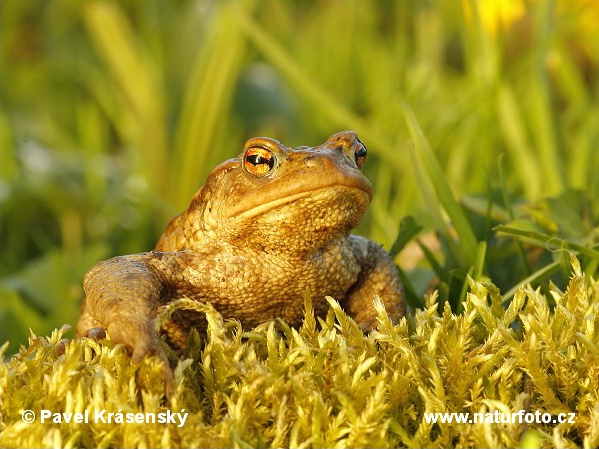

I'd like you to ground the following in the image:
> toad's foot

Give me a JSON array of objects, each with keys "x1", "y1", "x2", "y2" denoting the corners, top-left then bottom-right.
[{"x1": 82, "y1": 323, "x2": 175, "y2": 398}]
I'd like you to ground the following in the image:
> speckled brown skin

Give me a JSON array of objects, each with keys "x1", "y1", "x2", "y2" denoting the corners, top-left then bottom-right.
[{"x1": 77, "y1": 131, "x2": 405, "y2": 385}]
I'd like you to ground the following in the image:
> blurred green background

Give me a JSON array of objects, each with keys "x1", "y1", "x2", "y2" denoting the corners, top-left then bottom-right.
[{"x1": 2, "y1": 0, "x2": 598, "y2": 355}]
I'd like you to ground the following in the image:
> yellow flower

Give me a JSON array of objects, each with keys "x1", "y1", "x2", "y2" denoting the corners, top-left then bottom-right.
[{"x1": 464, "y1": 0, "x2": 526, "y2": 37}]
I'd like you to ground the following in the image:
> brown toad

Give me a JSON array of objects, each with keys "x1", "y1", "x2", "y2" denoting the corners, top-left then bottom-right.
[{"x1": 76, "y1": 131, "x2": 405, "y2": 377}]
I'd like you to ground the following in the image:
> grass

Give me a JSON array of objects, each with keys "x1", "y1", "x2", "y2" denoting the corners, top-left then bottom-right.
[
  {"x1": 1, "y1": 259, "x2": 598, "y2": 448},
  {"x1": 1, "y1": 1, "x2": 598, "y2": 447},
  {"x1": 2, "y1": 0, "x2": 598, "y2": 349}
]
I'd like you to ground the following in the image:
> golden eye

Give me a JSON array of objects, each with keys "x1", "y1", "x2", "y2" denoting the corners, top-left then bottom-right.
[
  {"x1": 354, "y1": 140, "x2": 367, "y2": 169},
  {"x1": 243, "y1": 146, "x2": 276, "y2": 177}
]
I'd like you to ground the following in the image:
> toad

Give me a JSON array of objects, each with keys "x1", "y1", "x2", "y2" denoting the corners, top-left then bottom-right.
[{"x1": 77, "y1": 131, "x2": 405, "y2": 383}]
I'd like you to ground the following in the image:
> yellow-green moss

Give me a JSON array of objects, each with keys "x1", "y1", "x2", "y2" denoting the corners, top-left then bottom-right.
[{"x1": 2, "y1": 258, "x2": 598, "y2": 448}]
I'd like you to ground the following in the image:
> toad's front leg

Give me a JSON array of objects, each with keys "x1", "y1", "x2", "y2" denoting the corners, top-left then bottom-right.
[
  {"x1": 77, "y1": 254, "x2": 164, "y2": 359},
  {"x1": 76, "y1": 252, "x2": 193, "y2": 394}
]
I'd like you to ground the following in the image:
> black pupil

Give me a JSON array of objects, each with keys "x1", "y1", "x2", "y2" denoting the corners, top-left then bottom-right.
[
  {"x1": 249, "y1": 154, "x2": 273, "y2": 168},
  {"x1": 356, "y1": 144, "x2": 367, "y2": 160}
]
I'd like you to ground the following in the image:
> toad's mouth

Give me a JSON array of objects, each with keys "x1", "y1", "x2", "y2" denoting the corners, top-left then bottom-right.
[{"x1": 228, "y1": 183, "x2": 372, "y2": 221}]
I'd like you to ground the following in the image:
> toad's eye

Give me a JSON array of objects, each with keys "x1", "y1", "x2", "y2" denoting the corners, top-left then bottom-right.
[
  {"x1": 244, "y1": 146, "x2": 276, "y2": 177},
  {"x1": 354, "y1": 140, "x2": 367, "y2": 169}
]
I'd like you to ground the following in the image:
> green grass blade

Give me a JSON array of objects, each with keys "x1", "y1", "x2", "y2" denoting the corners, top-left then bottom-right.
[
  {"x1": 527, "y1": 1, "x2": 565, "y2": 196},
  {"x1": 83, "y1": 1, "x2": 167, "y2": 196},
  {"x1": 497, "y1": 84, "x2": 541, "y2": 200},
  {"x1": 233, "y1": 9, "x2": 363, "y2": 129},
  {"x1": 389, "y1": 216, "x2": 422, "y2": 258},
  {"x1": 416, "y1": 239, "x2": 444, "y2": 279},
  {"x1": 402, "y1": 101, "x2": 479, "y2": 267},
  {"x1": 472, "y1": 240, "x2": 487, "y2": 281},
  {"x1": 170, "y1": 2, "x2": 248, "y2": 209},
  {"x1": 233, "y1": 7, "x2": 401, "y2": 166},
  {"x1": 397, "y1": 267, "x2": 424, "y2": 311},
  {"x1": 494, "y1": 225, "x2": 599, "y2": 261},
  {"x1": 501, "y1": 260, "x2": 561, "y2": 302},
  {"x1": 498, "y1": 154, "x2": 531, "y2": 275}
]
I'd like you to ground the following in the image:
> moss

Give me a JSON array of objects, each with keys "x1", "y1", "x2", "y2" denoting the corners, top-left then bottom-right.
[{"x1": 2, "y1": 258, "x2": 598, "y2": 448}]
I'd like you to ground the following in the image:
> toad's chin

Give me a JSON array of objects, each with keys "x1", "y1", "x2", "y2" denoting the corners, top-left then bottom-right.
[{"x1": 231, "y1": 185, "x2": 370, "y2": 238}]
